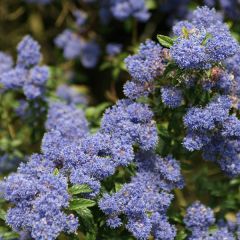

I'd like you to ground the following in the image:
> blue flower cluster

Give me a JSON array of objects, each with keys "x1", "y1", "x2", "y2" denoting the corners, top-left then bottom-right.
[
  {"x1": 183, "y1": 95, "x2": 240, "y2": 177},
  {"x1": 109, "y1": 0, "x2": 150, "y2": 22},
  {"x1": 42, "y1": 101, "x2": 89, "y2": 164},
  {"x1": 106, "y1": 43, "x2": 122, "y2": 56},
  {"x1": 0, "y1": 52, "x2": 13, "y2": 75},
  {"x1": 56, "y1": 84, "x2": 88, "y2": 105},
  {"x1": 99, "y1": 151, "x2": 184, "y2": 239},
  {"x1": 170, "y1": 7, "x2": 238, "y2": 69},
  {"x1": 0, "y1": 36, "x2": 49, "y2": 100},
  {"x1": 184, "y1": 201, "x2": 215, "y2": 234},
  {"x1": 1, "y1": 154, "x2": 78, "y2": 239},
  {"x1": 55, "y1": 15, "x2": 101, "y2": 68},
  {"x1": 184, "y1": 201, "x2": 239, "y2": 240},
  {"x1": 204, "y1": 0, "x2": 240, "y2": 20},
  {"x1": 42, "y1": 98, "x2": 157, "y2": 197},
  {"x1": 100, "y1": 99, "x2": 158, "y2": 150},
  {"x1": 224, "y1": 52, "x2": 240, "y2": 103},
  {"x1": 160, "y1": 86, "x2": 183, "y2": 108},
  {"x1": 69, "y1": 131, "x2": 134, "y2": 197},
  {"x1": 124, "y1": 40, "x2": 165, "y2": 99}
]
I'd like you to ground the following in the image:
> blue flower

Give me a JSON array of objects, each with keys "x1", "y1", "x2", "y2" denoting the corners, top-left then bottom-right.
[
  {"x1": 17, "y1": 35, "x2": 41, "y2": 68},
  {"x1": 161, "y1": 87, "x2": 183, "y2": 108}
]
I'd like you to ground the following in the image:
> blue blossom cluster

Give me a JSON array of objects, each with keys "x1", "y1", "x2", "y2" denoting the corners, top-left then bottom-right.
[
  {"x1": 42, "y1": 98, "x2": 157, "y2": 197},
  {"x1": 184, "y1": 201, "x2": 215, "y2": 235},
  {"x1": 124, "y1": 40, "x2": 165, "y2": 99},
  {"x1": 184, "y1": 201, "x2": 239, "y2": 239},
  {"x1": 204, "y1": 0, "x2": 240, "y2": 20},
  {"x1": 1, "y1": 154, "x2": 78, "y2": 239},
  {"x1": 170, "y1": 7, "x2": 238, "y2": 69},
  {"x1": 42, "y1": 101, "x2": 89, "y2": 164},
  {"x1": 109, "y1": 0, "x2": 150, "y2": 22},
  {"x1": 183, "y1": 95, "x2": 240, "y2": 177},
  {"x1": 69, "y1": 132, "x2": 134, "y2": 197},
  {"x1": 0, "y1": 36, "x2": 49, "y2": 100},
  {"x1": 0, "y1": 52, "x2": 13, "y2": 75},
  {"x1": 106, "y1": 43, "x2": 122, "y2": 56},
  {"x1": 100, "y1": 99, "x2": 158, "y2": 150},
  {"x1": 56, "y1": 84, "x2": 88, "y2": 105},
  {"x1": 99, "y1": 151, "x2": 184, "y2": 239},
  {"x1": 55, "y1": 16, "x2": 100, "y2": 68},
  {"x1": 160, "y1": 86, "x2": 183, "y2": 108},
  {"x1": 73, "y1": 10, "x2": 88, "y2": 27},
  {"x1": 223, "y1": 52, "x2": 240, "y2": 103}
]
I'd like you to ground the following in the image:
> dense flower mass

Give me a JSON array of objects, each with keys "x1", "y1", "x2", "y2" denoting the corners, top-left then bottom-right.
[
  {"x1": 124, "y1": 40, "x2": 165, "y2": 99},
  {"x1": 1, "y1": 154, "x2": 78, "y2": 239},
  {"x1": 183, "y1": 95, "x2": 240, "y2": 177},
  {"x1": 1, "y1": 3, "x2": 240, "y2": 240},
  {"x1": 101, "y1": 99, "x2": 158, "y2": 150},
  {"x1": 99, "y1": 152, "x2": 183, "y2": 239},
  {"x1": 0, "y1": 36, "x2": 48, "y2": 99},
  {"x1": 170, "y1": 7, "x2": 238, "y2": 69},
  {"x1": 184, "y1": 202, "x2": 240, "y2": 239},
  {"x1": 42, "y1": 101, "x2": 89, "y2": 163},
  {"x1": 184, "y1": 201, "x2": 215, "y2": 233},
  {"x1": 160, "y1": 86, "x2": 183, "y2": 108}
]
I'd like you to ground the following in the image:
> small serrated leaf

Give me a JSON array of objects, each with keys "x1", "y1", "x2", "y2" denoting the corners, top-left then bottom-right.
[
  {"x1": 68, "y1": 184, "x2": 92, "y2": 195},
  {"x1": 157, "y1": 35, "x2": 174, "y2": 48},
  {"x1": 69, "y1": 198, "x2": 96, "y2": 210}
]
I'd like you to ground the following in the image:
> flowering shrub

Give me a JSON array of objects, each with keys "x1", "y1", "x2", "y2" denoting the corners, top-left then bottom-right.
[{"x1": 0, "y1": 2, "x2": 240, "y2": 240}]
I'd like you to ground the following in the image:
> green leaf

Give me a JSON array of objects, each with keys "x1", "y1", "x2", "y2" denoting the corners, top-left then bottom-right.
[
  {"x1": 100, "y1": 62, "x2": 111, "y2": 71},
  {"x1": 182, "y1": 27, "x2": 189, "y2": 38},
  {"x1": 69, "y1": 198, "x2": 96, "y2": 210},
  {"x1": 176, "y1": 230, "x2": 187, "y2": 240},
  {"x1": 68, "y1": 184, "x2": 92, "y2": 195},
  {"x1": 202, "y1": 33, "x2": 213, "y2": 46},
  {"x1": 76, "y1": 208, "x2": 97, "y2": 240},
  {"x1": 2, "y1": 232, "x2": 19, "y2": 240},
  {"x1": 76, "y1": 207, "x2": 93, "y2": 219},
  {"x1": 115, "y1": 183, "x2": 123, "y2": 192},
  {"x1": 85, "y1": 233, "x2": 97, "y2": 240},
  {"x1": 0, "y1": 227, "x2": 8, "y2": 234},
  {"x1": 157, "y1": 35, "x2": 174, "y2": 48},
  {"x1": 0, "y1": 209, "x2": 6, "y2": 221},
  {"x1": 146, "y1": 0, "x2": 157, "y2": 9},
  {"x1": 53, "y1": 168, "x2": 59, "y2": 176}
]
